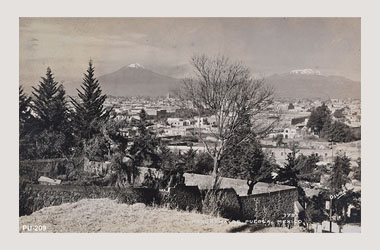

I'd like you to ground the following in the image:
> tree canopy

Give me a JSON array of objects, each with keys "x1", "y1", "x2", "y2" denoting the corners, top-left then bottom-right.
[
  {"x1": 320, "y1": 121, "x2": 356, "y2": 142},
  {"x1": 307, "y1": 103, "x2": 331, "y2": 135}
]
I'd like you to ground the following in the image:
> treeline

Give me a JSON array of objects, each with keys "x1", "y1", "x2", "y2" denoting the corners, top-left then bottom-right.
[{"x1": 19, "y1": 61, "x2": 111, "y2": 161}]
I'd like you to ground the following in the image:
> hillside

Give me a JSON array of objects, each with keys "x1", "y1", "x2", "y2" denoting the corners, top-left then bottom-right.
[
  {"x1": 265, "y1": 73, "x2": 361, "y2": 99},
  {"x1": 19, "y1": 198, "x2": 304, "y2": 233},
  {"x1": 98, "y1": 64, "x2": 180, "y2": 97}
]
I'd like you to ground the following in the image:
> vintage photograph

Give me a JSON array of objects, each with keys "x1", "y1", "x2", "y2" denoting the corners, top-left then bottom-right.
[{"x1": 19, "y1": 17, "x2": 361, "y2": 233}]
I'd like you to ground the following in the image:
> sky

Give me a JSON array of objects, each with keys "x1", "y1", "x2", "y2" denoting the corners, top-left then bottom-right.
[{"x1": 19, "y1": 17, "x2": 361, "y2": 93}]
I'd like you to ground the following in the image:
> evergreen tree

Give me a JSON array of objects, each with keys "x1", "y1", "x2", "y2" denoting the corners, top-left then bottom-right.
[
  {"x1": 31, "y1": 67, "x2": 68, "y2": 131},
  {"x1": 276, "y1": 149, "x2": 300, "y2": 187},
  {"x1": 21, "y1": 68, "x2": 73, "y2": 159},
  {"x1": 70, "y1": 60, "x2": 110, "y2": 140},
  {"x1": 329, "y1": 155, "x2": 357, "y2": 228},
  {"x1": 295, "y1": 153, "x2": 322, "y2": 182},
  {"x1": 19, "y1": 85, "x2": 32, "y2": 136},
  {"x1": 19, "y1": 85, "x2": 35, "y2": 160},
  {"x1": 178, "y1": 148, "x2": 197, "y2": 172},
  {"x1": 330, "y1": 155, "x2": 351, "y2": 193},
  {"x1": 275, "y1": 143, "x2": 309, "y2": 206},
  {"x1": 128, "y1": 109, "x2": 160, "y2": 168}
]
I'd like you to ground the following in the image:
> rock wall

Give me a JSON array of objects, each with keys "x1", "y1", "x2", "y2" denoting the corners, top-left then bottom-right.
[
  {"x1": 20, "y1": 183, "x2": 300, "y2": 223},
  {"x1": 201, "y1": 188, "x2": 242, "y2": 220},
  {"x1": 19, "y1": 184, "x2": 156, "y2": 216},
  {"x1": 239, "y1": 188, "x2": 298, "y2": 221},
  {"x1": 19, "y1": 184, "x2": 202, "y2": 216},
  {"x1": 159, "y1": 185, "x2": 202, "y2": 212}
]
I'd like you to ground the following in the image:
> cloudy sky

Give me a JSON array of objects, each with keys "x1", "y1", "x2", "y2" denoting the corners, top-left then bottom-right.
[{"x1": 20, "y1": 18, "x2": 360, "y2": 93}]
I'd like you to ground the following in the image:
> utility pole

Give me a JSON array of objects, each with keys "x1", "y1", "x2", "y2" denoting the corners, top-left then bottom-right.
[
  {"x1": 329, "y1": 136, "x2": 334, "y2": 232},
  {"x1": 329, "y1": 136, "x2": 334, "y2": 165},
  {"x1": 329, "y1": 196, "x2": 333, "y2": 232}
]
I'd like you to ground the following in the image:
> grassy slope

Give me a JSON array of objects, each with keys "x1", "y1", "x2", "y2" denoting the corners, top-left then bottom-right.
[{"x1": 19, "y1": 199, "x2": 305, "y2": 233}]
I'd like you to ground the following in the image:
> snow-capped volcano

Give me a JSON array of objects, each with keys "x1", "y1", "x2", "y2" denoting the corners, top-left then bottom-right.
[
  {"x1": 290, "y1": 69, "x2": 321, "y2": 75},
  {"x1": 127, "y1": 63, "x2": 144, "y2": 69},
  {"x1": 97, "y1": 64, "x2": 179, "y2": 96}
]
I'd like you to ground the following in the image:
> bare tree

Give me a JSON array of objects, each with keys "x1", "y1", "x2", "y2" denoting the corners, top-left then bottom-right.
[{"x1": 177, "y1": 55, "x2": 278, "y2": 188}]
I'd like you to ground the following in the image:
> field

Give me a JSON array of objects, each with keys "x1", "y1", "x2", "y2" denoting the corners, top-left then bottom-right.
[{"x1": 19, "y1": 199, "x2": 305, "y2": 233}]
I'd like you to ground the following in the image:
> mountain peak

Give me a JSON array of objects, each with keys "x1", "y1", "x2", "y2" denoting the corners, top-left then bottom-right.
[
  {"x1": 290, "y1": 69, "x2": 321, "y2": 75},
  {"x1": 127, "y1": 63, "x2": 144, "y2": 69},
  {"x1": 98, "y1": 65, "x2": 180, "y2": 97}
]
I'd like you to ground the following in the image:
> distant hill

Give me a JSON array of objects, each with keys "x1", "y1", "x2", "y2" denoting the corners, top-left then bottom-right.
[
  {"x1": 96, "y1": 64, "x2": 360, "y2": 99},
  {"x1": 265, "y1": 73, "x2": 361, "y2": 100},
  {"x1": 98, "y1": 64, "x2": 180, "y2": 97}
]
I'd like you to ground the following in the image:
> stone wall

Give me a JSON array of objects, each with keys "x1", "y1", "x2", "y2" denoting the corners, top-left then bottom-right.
[
  {"x1": 19, "y1": 184, "x2": 156, "y2": 216},
  {"x1": 239, "y1": 188, "x2": 298, "y2": 221},
  {"x1": 159, "y1": 185, "x2": 202, "y2": 212},
  {"x1": 19, "y1": 184, "x2": 202, "y2": 216},
  {"x1": 201, "y1": 188, "x2": 242, "y2": 220},
  {"x1": 20, "y1": 181, "x2": 300, "y2": 223}
]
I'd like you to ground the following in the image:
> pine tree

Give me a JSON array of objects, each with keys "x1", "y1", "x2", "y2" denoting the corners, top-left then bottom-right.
[
  {"x1": 19, "y1": 85, "x2": 32, "y2": 136},
  {"x1": 330, "y1": 155, "x2": 351, "y2": 193},
  {"x1": 276, "y1": 142, "x2": 301, "y2": 187},
  {"x1": 178, "y1": 148, "x2": 197, "y2": 172},
  {"x1": 275, "y1": 144, "x2": 308, "y2": 206},
  {"x1": 129, "y1": 109, "x2": 160, "y2": 168},
  {"x1": 24, "y1": 68, "x2": 72, "y2": 159},
  {"x1": 31, "y1": 67, "x2": 68, "y2": 131},
  {"x1": 19, "y1": 85, "x2": 35, "y2": 159},
  {"x1": 276, "y1": 150, "x2": 300, "y2": 187},
  {"x1": 70, "y1": 60, "x2": 110, "y2": 140}
]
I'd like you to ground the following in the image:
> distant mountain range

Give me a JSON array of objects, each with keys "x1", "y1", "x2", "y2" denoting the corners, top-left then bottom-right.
[
  {"x1": 265, "y1": 72, "x2": 361, "y2": 100},
  {"x1": 97, "y1": 65, "x2": 361, "y2": 99}
]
